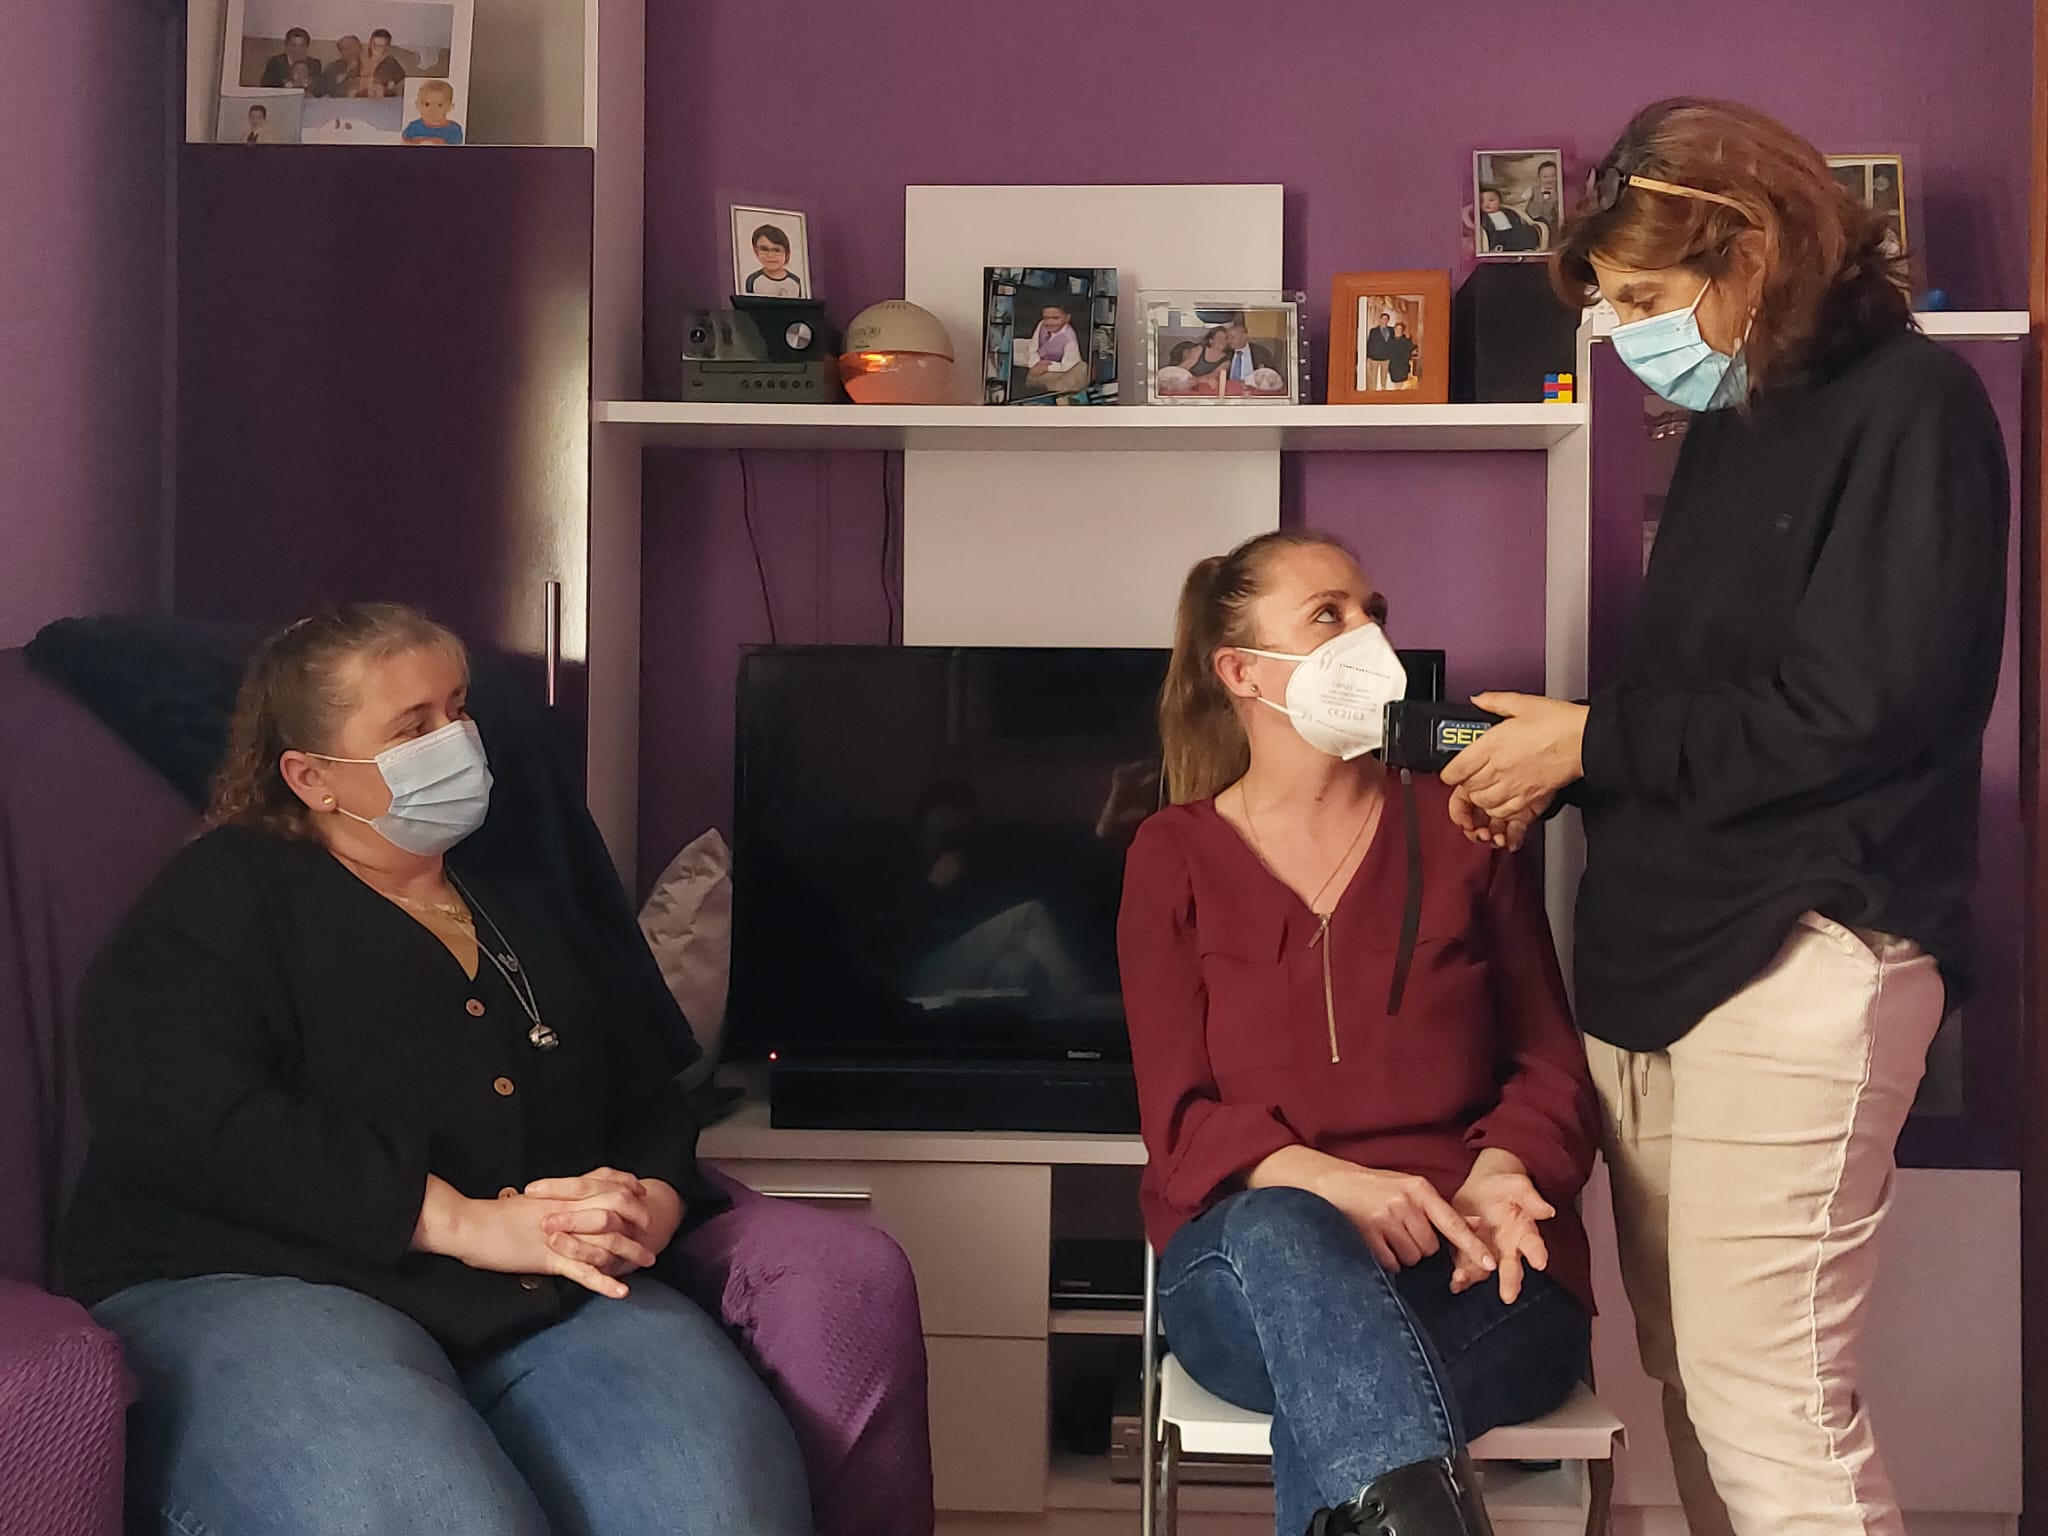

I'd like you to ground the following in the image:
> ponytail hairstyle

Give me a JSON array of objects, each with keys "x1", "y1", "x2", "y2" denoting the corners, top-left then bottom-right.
[
  {"x1": 204, "y1": 602, "x2": 468, "y2": 839},
  {"x1": 1554, "y1": 98, "x2": 1910, "y2": 390},
  {"x1": 1159, "y1": 529, "x2": 1356, "y2": 805}
]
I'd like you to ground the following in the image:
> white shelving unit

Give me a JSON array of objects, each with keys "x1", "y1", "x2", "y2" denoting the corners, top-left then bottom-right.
[{"x1": 596, "y1": 400, "x2": 1587, "y2": 453}]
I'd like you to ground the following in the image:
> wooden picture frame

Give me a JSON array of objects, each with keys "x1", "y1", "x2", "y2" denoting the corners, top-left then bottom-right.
[{"x1": 1328, "y1": 271, "x2": 1451, "y2": 405}]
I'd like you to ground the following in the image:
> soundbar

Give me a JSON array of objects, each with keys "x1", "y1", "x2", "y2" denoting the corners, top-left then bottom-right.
[{"x1": 768, "y1": 1057, "x2": 1139, "y2": 1134}]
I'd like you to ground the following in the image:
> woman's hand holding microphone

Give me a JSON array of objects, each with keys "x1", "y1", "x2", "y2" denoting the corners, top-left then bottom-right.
[
  {"x1": 1441, "y1": 693, "x2": 1588, "y2": 850},
  {"x1": 413, "y1": 1167, "x2": 686, "y2": 1299}
]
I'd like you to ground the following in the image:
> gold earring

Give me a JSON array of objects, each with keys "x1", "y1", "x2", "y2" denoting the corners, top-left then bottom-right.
[{"x1": 323, "y1": 796, "x2": 336, "y2": 808}]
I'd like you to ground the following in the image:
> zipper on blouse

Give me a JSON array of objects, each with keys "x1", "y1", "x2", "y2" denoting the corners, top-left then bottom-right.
[{"x1": 1308, "y1": 912, "x2": 1339, "y2": 1063}]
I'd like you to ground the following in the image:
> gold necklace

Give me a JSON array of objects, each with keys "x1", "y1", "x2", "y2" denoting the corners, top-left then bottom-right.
[
  {"x1": 390, "y1": 890, "x2": 473, "y2": 925},
  {"x1": 1240, "y1": 782, "x2": 1380, "y2": 915}
]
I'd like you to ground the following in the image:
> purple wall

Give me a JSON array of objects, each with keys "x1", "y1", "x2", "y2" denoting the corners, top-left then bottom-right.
[
  {"x1": 0, "y1": 4, "x2": 168, "y2": 648},
  {"x1": 637, "y1": 0, "x2": 2031, "y2": 878}
]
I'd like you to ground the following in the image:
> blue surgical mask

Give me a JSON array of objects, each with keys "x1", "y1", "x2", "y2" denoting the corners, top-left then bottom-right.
[
  {"x1": 1609, "y1": 281, "x2": 1750, "y2": 411},
  {"x1": 310, "y1": 718, "x2": 494, "y2": 856}
]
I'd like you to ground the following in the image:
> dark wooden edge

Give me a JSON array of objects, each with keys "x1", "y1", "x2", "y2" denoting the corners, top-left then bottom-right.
[{"x1": 2023, "y1": 5, "x2": 2046, "y2": 1531}]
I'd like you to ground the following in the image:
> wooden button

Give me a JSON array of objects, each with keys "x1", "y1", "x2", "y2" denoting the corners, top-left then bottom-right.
[
  {"x1": 497, "y1": 1186, "x2": 518, "y2": 1199},
  {"x1": 465, "y1": 998, "x2": 486, "y2": 1017},
  {"x1": 492, "y1": 1076, "x2": 515, "y2": 1097},
  {"x1": 519, "y1": 1276, "x2": 543, "y2": 1291}
]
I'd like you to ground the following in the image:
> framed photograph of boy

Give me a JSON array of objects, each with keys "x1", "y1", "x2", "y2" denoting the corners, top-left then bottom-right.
[
  {"x1": 1328, "y1": 271, "x2": 1451, "y2": 405},
  {"x1": 1144, "y1": 292, "x2": 1302, "y2": 405},
  {"x1": 1826, "y1": 154, "x2": 1909, "y2": 261},
  {"x1": 729, "y1": 205, "x2": 813, "y2": 300},
  {"x1": 1472, "y1": 149, "x2": 1566, "y2": 258},
  {"x1": 982, "y1": 268, "x2": 1117, "y2": 405},
  {"x1": 222, "y1": 0, "x2": 471, "y2": 146}
]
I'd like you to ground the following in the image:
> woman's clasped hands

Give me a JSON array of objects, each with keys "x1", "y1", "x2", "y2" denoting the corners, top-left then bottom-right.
[{"x1": 418, "y1": 1167, "x2": 685, "y2": 1300}]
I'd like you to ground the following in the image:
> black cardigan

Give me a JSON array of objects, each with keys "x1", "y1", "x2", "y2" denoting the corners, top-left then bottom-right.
[
  {"x1": 1574, "y1": 327, "x2": 2009, "y2": 1051},
  {"x1": 58, "y1": 827, "x2": 728, "y2": 1355}
]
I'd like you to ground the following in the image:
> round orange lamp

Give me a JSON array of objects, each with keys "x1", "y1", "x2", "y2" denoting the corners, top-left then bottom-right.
[{"x1": 839, "y1": 301, "x2": 955, "y2": 404}]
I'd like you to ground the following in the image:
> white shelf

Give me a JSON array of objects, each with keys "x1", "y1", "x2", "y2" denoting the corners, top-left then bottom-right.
[
  {"x1": 595, "y1": 400, "x2": 1587, "y2": 453},
  {"x1": 1913, "y1": 310, "x2": 2029, "y2": 339},
  {"x1": 1048, "y1": 1309, "x2": 1146, "y2": 1337},
  {"x1": 698, "y1": 1096, "x2": 1148, "y2": 1167}
]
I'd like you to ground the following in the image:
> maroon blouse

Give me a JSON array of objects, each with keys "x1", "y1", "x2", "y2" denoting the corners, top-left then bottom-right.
[{"x1": 1117, "y1": 772, "x2": 1599, "y2": 1313}]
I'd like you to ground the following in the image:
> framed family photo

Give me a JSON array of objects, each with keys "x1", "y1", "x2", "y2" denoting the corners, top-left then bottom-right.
[
  {"x1": 728, "y1": 204, "x2": 814, "y2": 300},
  {"x1": 1826, "y1": 153, "x2": 1909, "y2": 261},
  {"x1": 982, "y1": 267, "x2": 1117, "y2": 405},
  {"x1": 1328, "y1": 271, "x2": 1450, "y2": 405},
  {"x1": 221, "y1": 0, "x2": 471, "y2": 145},
  {"x1": 1143, "y1": 292, "x2": 1302, "y2": 405},
  {"x1": 1472, "y1": 148, "x2": 1566, "y2": 258}
]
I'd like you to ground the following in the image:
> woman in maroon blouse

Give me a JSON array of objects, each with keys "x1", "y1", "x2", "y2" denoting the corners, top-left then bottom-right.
[{"x1": 1120, "y1": 530, "x2": 1600, "y2": 1536}]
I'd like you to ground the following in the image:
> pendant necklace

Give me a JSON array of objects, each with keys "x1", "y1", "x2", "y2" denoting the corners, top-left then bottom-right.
[{"x1": 449, "y1": 874, "x2": 560, "y2": 1052}]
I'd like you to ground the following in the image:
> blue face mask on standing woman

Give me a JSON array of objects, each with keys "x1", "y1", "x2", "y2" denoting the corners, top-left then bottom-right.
[
  {"x1": 1609, "y1": 280, "x2": 1750, "y2": 411},
  {"x1": 309, "y1": 718, "x2": 494, "y2": 856}
]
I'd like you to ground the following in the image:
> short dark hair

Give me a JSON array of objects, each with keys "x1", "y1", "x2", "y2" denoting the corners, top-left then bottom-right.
[
  {"x1": 1168, "y1": 340, "x2": 1198, "y2": 365},
  {"x1": 250, "y1": 104, "x2": 269, "y2": 117},
  {"x1": 1479, "y1": 184, "x2": 1504, "y2": 198},
  {"x1": 370, "y1": 28, "x2": 392, "y2": 42},
  {"x1": 750, "y1": 224, "x2": 791, "y2": 254},
  {"x1": 1539, "y1": 160, "x2": 1558, "y2": 171},
  {"x1": 285, "y1": 26, "x2": 310, "y2": 42}
]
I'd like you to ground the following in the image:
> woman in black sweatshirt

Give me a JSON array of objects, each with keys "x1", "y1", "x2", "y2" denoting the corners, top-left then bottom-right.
[{"x1": 1440, "y1": 99, "x2": 2008, "y2": 1536}]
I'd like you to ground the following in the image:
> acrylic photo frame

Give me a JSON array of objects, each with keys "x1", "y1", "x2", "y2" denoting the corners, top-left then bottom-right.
[{"x1": 1142, "y1": 291, "x2": 1304, "y2": 405}]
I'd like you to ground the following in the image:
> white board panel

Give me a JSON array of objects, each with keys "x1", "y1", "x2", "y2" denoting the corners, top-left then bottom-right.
[
  {"x1": 901, "y1": 451, "x2": 1278, "y2": 648},
  {"x1": 901, "y1": 184, "x2": 1285, "y2": 646}
]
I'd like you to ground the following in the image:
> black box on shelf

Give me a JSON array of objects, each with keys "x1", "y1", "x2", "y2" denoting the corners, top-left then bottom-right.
[{"x1": 1451, "y1": 261, "x2": 1578, "y2": 404}]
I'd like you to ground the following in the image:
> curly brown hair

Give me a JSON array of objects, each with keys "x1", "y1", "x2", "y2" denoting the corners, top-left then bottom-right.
[
  {"x1": 1554, "y1": 98, "x2": 1910, "y2": 391},
  {"x1": 1159, "y1": 529, "x2": 1371, "y2": 805},
  {"x1": 203, "y1": 603, "x2": 467, "y2": 839}
]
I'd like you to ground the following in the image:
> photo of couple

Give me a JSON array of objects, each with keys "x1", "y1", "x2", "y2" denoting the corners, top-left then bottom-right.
[
  {"x1": 1147, "y1": 300, "x2": 1298, "y2": 404},
  {"x1": 1356, "y1": 297, "x2": 1425, "y2": 392}
]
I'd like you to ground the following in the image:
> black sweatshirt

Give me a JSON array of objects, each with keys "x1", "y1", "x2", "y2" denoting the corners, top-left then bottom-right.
[
  {"x1": 58, "y1": 828, "x2": 729, "y2": 1354},
  {"x1": 1573, "y1": 327, "x2": 2009, "y2": 1052}
]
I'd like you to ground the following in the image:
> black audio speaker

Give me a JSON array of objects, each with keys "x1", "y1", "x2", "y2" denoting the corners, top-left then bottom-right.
[{"x1": 1451, "y1": 262, "x2": 1578, "y2": 404}]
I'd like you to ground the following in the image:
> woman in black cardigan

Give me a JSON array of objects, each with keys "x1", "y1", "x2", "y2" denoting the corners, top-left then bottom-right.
[{"x1": 59, "y1": 604, "x2": 812, "y2": 1536}]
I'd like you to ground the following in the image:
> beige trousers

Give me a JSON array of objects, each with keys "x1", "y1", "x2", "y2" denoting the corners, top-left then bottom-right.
[{"x1": 1588, "y1": 912, "x2": 1944, "y2": 1536}]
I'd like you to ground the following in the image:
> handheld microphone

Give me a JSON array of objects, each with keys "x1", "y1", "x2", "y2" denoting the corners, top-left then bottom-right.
[{"x1": 1381, "y1": 700, "x2": 1503, "y2": 773}]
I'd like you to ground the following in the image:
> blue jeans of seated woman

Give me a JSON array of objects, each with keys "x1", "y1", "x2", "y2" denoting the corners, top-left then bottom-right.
[
  {"x1": 93, "y1": 1272, "x2": 812, "y2": 1536},
  {"x1": 1160, "y1": 1186, "x2": 1591, "y2": 1536}
]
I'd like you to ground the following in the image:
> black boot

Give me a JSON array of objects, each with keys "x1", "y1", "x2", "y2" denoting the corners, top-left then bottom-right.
[{"x1": 1304, "y1": 1451, "x2": 1495, "y2": 1536}]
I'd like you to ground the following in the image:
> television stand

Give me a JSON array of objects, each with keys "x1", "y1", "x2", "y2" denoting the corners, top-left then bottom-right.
[{"x1": 767, "y1": 1055, "x2": 1137, "y2": 1135}]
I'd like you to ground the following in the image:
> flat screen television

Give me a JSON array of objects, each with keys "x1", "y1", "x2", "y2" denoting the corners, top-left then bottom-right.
[{"x1": 726, "y1": 645, "x2": 1446, "y2": 1075}]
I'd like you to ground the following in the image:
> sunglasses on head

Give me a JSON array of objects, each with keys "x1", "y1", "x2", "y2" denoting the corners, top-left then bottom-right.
[{"x1": 1590, "y1": 157, "x2": 1751, "y2": 218}]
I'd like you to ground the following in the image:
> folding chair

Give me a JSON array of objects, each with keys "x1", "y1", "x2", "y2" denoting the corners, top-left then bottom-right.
[{"x1": 1139, "y1": 1244, "x2": 1623, "y2": 1536}]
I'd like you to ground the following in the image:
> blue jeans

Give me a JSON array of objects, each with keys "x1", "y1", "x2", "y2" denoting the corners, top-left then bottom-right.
[
  {"x1": 93, "y1": 1273, "x2": 813, "y2": 1536},
  {"x1": 1160, "y1": 1187, "x2": 1590, "y2": 1536}
]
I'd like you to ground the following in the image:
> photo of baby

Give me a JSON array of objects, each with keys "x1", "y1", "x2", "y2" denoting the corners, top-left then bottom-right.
[
  {"x1": 216, "y1": 91, "x2": 304, "y2": 144},
  {"x1": 402, "y1": 78, "x2": 464, "y2": 145},
  {"x1": 730, "y1": 205, "x2": 812, "y2": 299},
  {"x1": 1472, "y1": 149, "x2": 1565, "y2": 258}
]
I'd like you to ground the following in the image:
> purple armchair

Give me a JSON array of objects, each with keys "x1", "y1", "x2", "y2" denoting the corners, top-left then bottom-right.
[{"x1": 0, "y1": 648, "x2": 934, "y2": 1536}]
